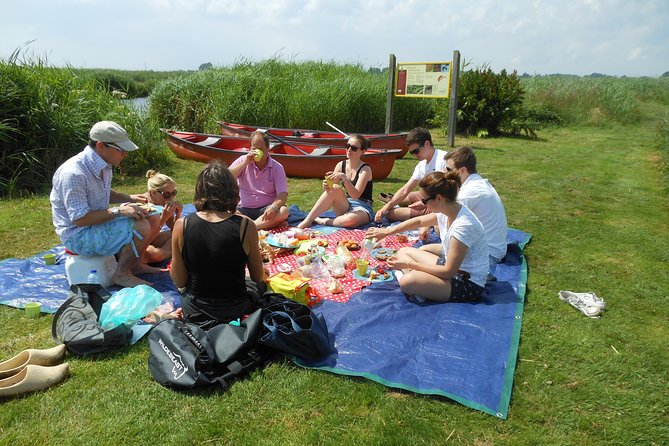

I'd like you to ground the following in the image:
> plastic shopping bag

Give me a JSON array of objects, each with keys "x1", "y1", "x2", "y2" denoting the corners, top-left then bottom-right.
[{"x1": 99, "y1": 284, "x2": 163, "y2": 330}]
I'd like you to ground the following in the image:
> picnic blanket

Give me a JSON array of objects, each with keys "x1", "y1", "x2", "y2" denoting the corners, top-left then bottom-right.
[
  {"x1": 0, "y1": 205, "x2": 530, "y2": 418},
  {"x1": 299, "y1": 228, "x2": 531, "y2": 419}
]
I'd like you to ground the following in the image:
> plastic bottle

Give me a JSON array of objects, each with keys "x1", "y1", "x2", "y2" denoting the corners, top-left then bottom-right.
[{"x1": 87, "y1": 269, "x2": 100, "y2": 285}]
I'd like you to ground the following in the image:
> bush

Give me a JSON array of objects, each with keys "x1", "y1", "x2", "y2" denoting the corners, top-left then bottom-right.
[{"x1": 455, "y1": 66, "x2": 526, "y2": 136}]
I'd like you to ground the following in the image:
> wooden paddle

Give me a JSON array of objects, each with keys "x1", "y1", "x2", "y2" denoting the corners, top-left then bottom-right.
[
  {"x1": 265, "y1": 130, "x2": 321, "y2": 156},
  {"x1": 325, "y1": 121, "x2": 350, "y2": 138}
]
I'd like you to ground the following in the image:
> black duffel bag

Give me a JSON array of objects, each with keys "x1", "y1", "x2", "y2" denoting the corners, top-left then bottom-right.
[
  {"x1": 148, "y1": 308, "x2": 269, "y2": 389},
  {"x1": 257, "y1": 292, "x2": 331, "y2": 360},
  {"x1": 52, "y1": 284, "x2": 132, "y2": 356}
]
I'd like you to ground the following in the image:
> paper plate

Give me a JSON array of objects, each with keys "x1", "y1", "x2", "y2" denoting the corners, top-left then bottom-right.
[
  {"x1": 371, "y1": 248, "x2": 397, "y2": 261},
  {"x1": 266, "y1": 234, "x2": 299, "y2": 249},
  {"x1": 352, "y1": 268, "x2": 395, "y2": 282}
]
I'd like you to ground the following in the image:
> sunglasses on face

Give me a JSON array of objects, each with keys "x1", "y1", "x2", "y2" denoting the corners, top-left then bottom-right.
[
  {"x1": 106, "y1": 143, "x2": 126, "y2": 154},
  {"x1": 410, "y1": 144, "x2": 423, "y2": 156},
  {"x1": 445, "y1": 166, "x2": 455, "y2": 172},
  {"x1": 421, "y1": 195, "x2": 436, "y2": 206},
  {"x1": 156, "y1": 189, "x2": 177, "y2": 199},
  {"x1": 345, "y1": 143, "x2": 361, "y2": 152}
]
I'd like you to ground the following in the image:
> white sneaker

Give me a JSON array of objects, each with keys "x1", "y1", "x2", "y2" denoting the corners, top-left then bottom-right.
[{"x1": 558, "y1": 291, "x2": 606, "y2": 318}]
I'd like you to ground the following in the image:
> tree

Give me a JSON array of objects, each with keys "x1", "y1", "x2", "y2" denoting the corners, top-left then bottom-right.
[{"x1": 198, "y1": 62, "x2": 213, "y2": 71}]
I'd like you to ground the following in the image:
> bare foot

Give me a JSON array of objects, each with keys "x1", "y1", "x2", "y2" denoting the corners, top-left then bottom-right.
[
  {"x1": 113, "y1": 272, "x2": 152, "y2": 288},
  {"x1": 297, "y1": 220, "x2": 310, "y2": 230},
  {"x1": 314, "y1": 217, "x2": 329, "y2": 226}
]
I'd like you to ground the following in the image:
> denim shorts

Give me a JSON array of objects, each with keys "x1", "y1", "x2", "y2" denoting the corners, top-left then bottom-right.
[
  {"x1": 238, "y1": 205, "x2": 270, "y2": 221},
  {"x1": 347, "y1": 198, "x2": 374, "y2": 222},
  {"x1": 65, "y1": 217, "x2": 137, "y2": 257}
]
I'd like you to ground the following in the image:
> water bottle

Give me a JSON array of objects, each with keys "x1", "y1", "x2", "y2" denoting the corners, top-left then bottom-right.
[{"x1": 87, "y1": 269, "x2": 100, "y2": 285}]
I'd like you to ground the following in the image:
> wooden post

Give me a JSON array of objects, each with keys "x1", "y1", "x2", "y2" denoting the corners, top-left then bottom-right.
[
  {"x1": 447, "y1": 50, "x2": 461, "y2": 147},
  {"x1": 385, "y1": 53, "x2": 396, "y2": 134}
]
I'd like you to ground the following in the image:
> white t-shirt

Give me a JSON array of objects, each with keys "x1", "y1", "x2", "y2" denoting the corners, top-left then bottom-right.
[
  {"x1": 410, "y1": 149, "x2": 448, "y2": 181},
  {"x1": 436, "y1": 206, "x2": 489, "y2": 287},
  {"x1": 458, "y1": 173, "x2": 508, "y2": 260}
]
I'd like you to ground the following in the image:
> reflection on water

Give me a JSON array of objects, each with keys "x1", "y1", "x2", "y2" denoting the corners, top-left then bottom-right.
[{"x1": 123, "y1": 97, "x2": 149, "y2": 113}]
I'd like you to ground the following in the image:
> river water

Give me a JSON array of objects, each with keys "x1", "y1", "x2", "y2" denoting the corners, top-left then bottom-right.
[{"x1": 123, "y1": 97, "x2": 149, "y2": 113}]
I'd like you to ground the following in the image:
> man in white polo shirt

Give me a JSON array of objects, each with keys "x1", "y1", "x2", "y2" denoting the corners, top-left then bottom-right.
[
  {"x1": 374, "y1": 127, "x2": 448, "y2": 225},
  {"x1": 444, "y1": 147, "x2": 508, "y2": 274},
  {"x1": 50, "y1": 121, "x2": 165, "y2": 287}
]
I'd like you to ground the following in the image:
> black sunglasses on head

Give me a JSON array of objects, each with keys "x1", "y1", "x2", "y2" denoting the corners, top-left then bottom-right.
[{"x1": 345, "y1": 143, "x2": 361, "y2": 152}]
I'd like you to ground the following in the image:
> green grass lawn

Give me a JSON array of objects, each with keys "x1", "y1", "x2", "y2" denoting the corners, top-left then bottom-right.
[{"x1": 1, "y1": 122, "x2": 668, "y2": 445}]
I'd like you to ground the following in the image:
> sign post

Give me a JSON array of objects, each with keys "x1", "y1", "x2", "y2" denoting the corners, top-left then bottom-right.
[
  {"x1": 387, "y1": 51, "x2": 460, "y2": 147},
  {"x1": 447, "y1": 50, "x2": 460, "y2": 148},
  {"x1": 385, "y1": 54, "x2": 396, "y2": 134}
]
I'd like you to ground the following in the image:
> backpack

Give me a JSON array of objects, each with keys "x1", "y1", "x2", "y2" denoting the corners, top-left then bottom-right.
[
  {"x1": 52, "y1": 284, "x2": 133, "y2": 356},
  {"x1": 148, "y1": 308, "x2": 270, "y2": 389}
]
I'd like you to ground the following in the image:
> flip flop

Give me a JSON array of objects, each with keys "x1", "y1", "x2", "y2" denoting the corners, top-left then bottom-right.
[{"x1": 378, "y1": 192, "x2": 394, "y2": 203}]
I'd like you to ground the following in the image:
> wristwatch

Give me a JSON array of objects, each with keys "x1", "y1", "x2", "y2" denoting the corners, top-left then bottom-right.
[{"x1": 111, "y1": 207, "x2": 120, "y2": 217}]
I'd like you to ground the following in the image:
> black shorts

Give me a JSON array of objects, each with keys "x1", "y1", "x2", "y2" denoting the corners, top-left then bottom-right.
[
  {"x1": 436, "y1": 256, "x2": 485, "y2": 302},
  {"x1": 238, "y1": 205, "x2": 270, "y2": 221},
  {"x1": 449, "y1": 274, "x2": 485, "y2": 302}
]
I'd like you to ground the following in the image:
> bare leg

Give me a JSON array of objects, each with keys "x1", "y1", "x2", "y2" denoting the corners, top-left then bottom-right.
[
  {"x1": 315, "y1": 210, "x2": 370, "y2": 228},
  {"x1": 113, "y1": 215, "x2": 163, "y2": 287},
  {"x1": 393, "y1": 248, "x2": 453, "y2": 301},
  {"x1": 142, "y1": 231, "x2": 172, "y2": 264},
  {"x1": 255, "y1": 206, "x2": 289, "y2": 230},
  {"x1": 297, "y1": 186, "x2": 348, "y2": 229}
]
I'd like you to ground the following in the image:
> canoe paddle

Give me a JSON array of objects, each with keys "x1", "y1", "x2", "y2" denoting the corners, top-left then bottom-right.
[
  {"x1": 325, "y1": 121, "x2": 350, "y2": 138},
  {"x1": 264, "y1": 130, "x2": 311, "y2": 156}
]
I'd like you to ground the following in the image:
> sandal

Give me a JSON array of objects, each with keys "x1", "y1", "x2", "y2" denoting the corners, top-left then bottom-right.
[{"x1": 378, "y1": 192, "x2": 394, "y2": 203}]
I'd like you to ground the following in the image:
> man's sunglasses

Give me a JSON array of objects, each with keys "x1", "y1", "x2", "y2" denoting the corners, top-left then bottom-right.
[
  {"x1": 157, "y1": 190, "x2": 178, "y2": 199},
  {"x1": 345, "y1": 143, "x2": 361, "y2": 152},
  {"x1": 409, "y1": 144, "x2": 424, "y2": 156},
  {"x1": 106, "y1": 142, "x2": 126, "y2": 153}
]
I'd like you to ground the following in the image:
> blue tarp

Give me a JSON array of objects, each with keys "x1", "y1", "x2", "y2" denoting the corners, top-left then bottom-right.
[
  {"x1": 0, "y1": 205, "x2": 530, "y2": 418},
  {"x1": 298, "y1": 229, "x2": 530, "y2": 418}
]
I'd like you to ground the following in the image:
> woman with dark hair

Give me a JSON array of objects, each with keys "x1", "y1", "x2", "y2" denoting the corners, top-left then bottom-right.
[
  {"x1": 365, "y1": 171, "x2": 488, "y2": 302},
  {"x1": 297, "y1": 134, "x2": 374, "y2": 229},
  {"x1": 170, "y1": 161, "x2": 265, "y2": 328}
]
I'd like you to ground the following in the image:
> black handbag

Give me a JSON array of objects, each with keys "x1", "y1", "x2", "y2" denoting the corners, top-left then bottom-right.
[
  {"x1": 148, "y1": 308, "x2": 269, "y2": 389},
  {"x1": 52, "y1": 284, "x2": 132, "y2": 356},
  {"x1": 258, "y1": 293, "x2": 330, "y2": 360}
]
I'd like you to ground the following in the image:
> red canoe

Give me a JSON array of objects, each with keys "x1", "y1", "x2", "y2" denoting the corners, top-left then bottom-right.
[
  {"x1": 219, "y1": 121, "x2": 409, "y2": 158},
  {"x1": 161, "y1": 129, "x2": 401, "y2": 180}
]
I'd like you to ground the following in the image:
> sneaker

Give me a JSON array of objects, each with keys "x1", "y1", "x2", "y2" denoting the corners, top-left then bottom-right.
[
  {"x1": 558, "y1": 291, "x2": 606, "y2": 318},
  {"x1": 378, "y1": 192, "x2": 394, "y2": 203}
]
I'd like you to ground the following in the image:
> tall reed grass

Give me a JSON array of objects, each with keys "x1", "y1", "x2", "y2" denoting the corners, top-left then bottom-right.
[
  {"x1": 0, "y1": 51, "x2": 170, "y2": 197},
  {"x1": 521, "y1": 75, "x2": 669, "y2": 126},
  {"x1": 149, "y1": 58, "x2": 433, "y2": 134}
]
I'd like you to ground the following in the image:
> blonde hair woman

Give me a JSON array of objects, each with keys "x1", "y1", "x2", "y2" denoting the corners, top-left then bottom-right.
[{"x1": 138, "y1": 170, "x2": 182, "y2": 264}]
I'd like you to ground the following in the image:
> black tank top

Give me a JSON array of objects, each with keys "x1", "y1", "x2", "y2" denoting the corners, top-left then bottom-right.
[
  {"x1": 182, "y1": 213, "x2": 249, "y2": 301},
  {"x1": 340, "y1": 161, "x2": 373, "y2": 203}
]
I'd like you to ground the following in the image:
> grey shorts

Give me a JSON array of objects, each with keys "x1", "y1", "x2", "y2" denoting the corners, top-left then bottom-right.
[{"x1": 347, "y1": 198, "x2": 374, "y2": 222}]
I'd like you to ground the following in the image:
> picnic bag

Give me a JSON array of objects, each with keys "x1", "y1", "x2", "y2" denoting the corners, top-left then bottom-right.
[
  {"x1": 148, "y1": 308, "x2": 269, "y2": 390},
  {"x1": 257, "y1": 292, "x2": 331, "y2": 360},
  {"x1": 52, "y1": 284, "x2": 132, "y2": 356},
  {"x1": 266, "y1": 272, "x2": 313, "y2": 306}
]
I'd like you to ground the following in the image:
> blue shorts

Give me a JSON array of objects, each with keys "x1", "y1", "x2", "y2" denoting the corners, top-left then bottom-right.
[
  {"x1": 65, "y1": 217, "x2": 139, "y2": 257},
  {"x1": 347, "y1": 198, "x2": 373, "y2": 222},
  {"x1": 238, "y1": 205, "x2": 270, "y2": 221}
]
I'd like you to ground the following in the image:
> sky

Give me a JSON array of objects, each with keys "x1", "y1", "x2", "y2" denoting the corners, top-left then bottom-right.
[{"x1": 1, "y1": 0, "x2": 668, "y2": 77}]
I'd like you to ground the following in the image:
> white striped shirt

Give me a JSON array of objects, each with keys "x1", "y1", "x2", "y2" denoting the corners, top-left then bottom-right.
[{"x1": 50, "y1": 146, "x2": 112, "y2": 242}]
